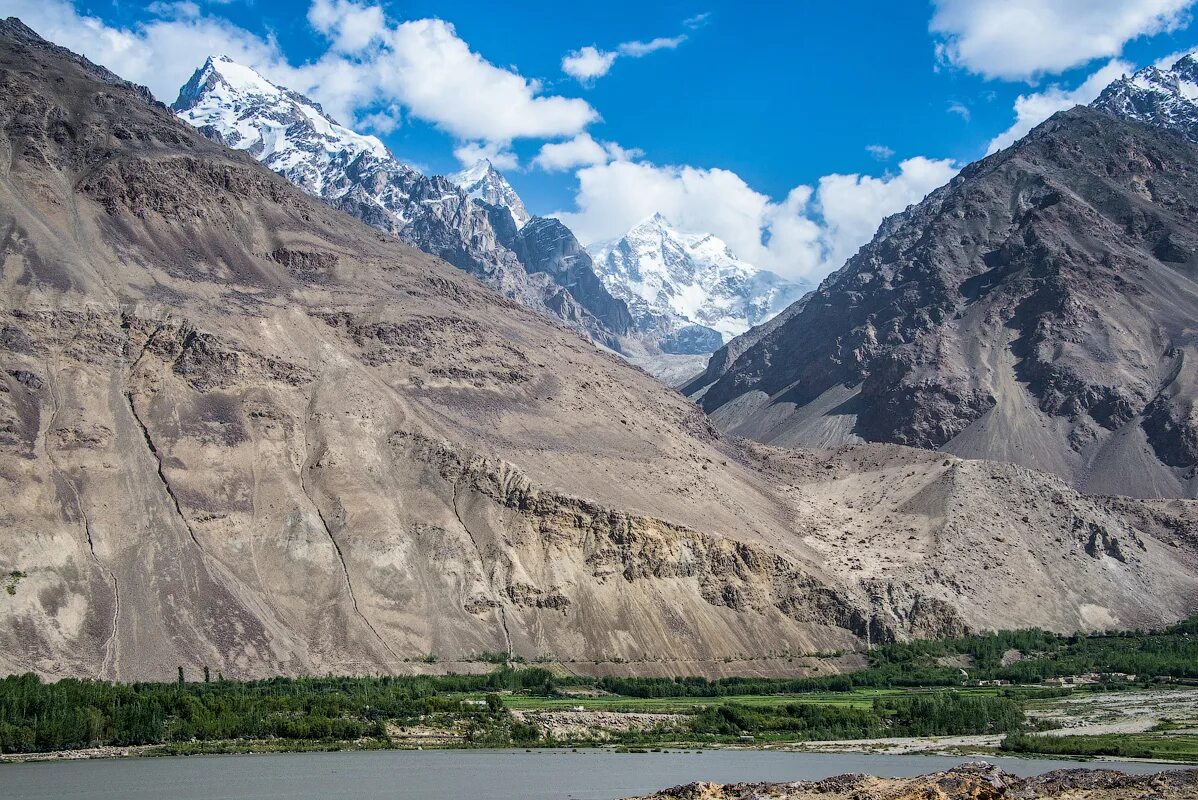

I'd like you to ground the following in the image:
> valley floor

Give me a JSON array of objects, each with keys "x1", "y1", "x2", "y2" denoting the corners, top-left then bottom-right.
[{"x1": 4, "y1": 687, "x2": 1198, "y2": 765}]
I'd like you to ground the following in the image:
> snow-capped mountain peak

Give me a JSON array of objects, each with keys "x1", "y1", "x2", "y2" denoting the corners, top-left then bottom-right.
[
  {"x1": 588, "y1": 214, "x2": 809, "y2": 347},
  {"x1": 172, "y1": 55, "x2": 402, "y2": 196},
  {"x1": 448, "y1": 159, "x2": 530, "y2": 228},
  {"x1": 173, "y1": 57, "x2": 638, "y2": 351},
  {"x1": 1092, "y1": 52, "x2": 1198, "y2": 143}
]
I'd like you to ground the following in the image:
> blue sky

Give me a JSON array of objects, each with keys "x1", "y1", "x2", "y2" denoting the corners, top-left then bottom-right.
[{"x1": 6, "y1": 0, "x2": 1198, "y2": 280}]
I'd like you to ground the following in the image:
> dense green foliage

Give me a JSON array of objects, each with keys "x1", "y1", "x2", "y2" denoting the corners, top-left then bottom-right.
[
  {"x1": 599, "y1": 618, "x2": 1198, "y2": 698},
  {"x1": 689, "y1": 693, "x2": 1022, "y2": 740},
  {"x1": 2, "y1": 618, "x2": 1194, "y2": 755},
  {"x1": 0, "y1": 668, "x2": 555, "y2": 754},
  {"x1": 1001, "y1": 732, "x2": 1198, "y2": 761}
]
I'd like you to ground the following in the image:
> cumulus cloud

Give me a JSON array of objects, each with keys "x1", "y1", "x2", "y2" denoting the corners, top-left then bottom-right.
[
  {"x1": 560, "y1": 46, "x2": 619, "y2": 83},
  {"x1": 8, "y1": 0, "x2": 598, "y2": 166},
  {"x1": 931, "y1": 0, "x2": 1194, "y2": 80},
  {"x1": 554, "y1": 157, "x2": 957, "y2": 282},
  {"x1": 531, "y1": 134, "x2": 642, "y2": 171},
  {"x1": 986, "y1": 59, "x2": 1131, "y2": 152},
  {"x1": 562, "y1": 35, "x2": 687, "y2": 83},
  {"x1": 533, "y1": 134, "x2": 610, "y2": 171},
  {"x1": 307, "y1": 0, "x2": 385, "y2": 53},
  {"x1": 320, "y1": 16, "x2": 596, "y2": 144},
  {"x1": 453, "y1": 141, "x2": 518, "y2": 171},
  {"x1": 2, "y1": 0, "x2": 291, "y2": 102}
]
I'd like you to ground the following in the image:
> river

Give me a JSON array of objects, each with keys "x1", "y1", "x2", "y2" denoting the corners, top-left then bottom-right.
[{"x1": 0, "y1": 748, "x2": 1188, "y2": 799}]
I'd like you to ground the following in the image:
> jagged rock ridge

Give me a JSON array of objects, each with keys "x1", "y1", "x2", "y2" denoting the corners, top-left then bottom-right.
[
  {"x1": 172, "y1": 55, "x2": 628, "y2": 348},
  {"x1": 624, "y1": 763, "x2": 1198, "y2": 800},
  {"x1": 1093, "y1": 51, "x2": 1198, "y2": 143}
]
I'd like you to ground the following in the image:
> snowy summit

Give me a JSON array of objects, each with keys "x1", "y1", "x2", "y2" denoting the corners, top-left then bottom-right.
[
  {"x1": 172, "y1": 55, "x2": 403, "y2": 197},
  {"x1": 449, "y1": 159, "x2": 531, "y2": 229},
  {"x1": 1092, "y1": 52, "x2": 1198, "y2": 144},
  {"x1": 588, "y1": 213, "x2": 808, "y2": 346}
]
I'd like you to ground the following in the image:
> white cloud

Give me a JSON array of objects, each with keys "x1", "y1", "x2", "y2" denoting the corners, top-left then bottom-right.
[
  {"x1": 683, "y1": 12, "x2": 712, "y2": 30},
  {"x1": 453, "y1": 141, "x2": 517, "y2": 170},
  {"x1": 947, "y1": 101, "x2": 971, "y2": 121},
  {"x1": 866, "y1": 144, "x2": 895, "y2": 160},
  {"x1": 986, "y1": 59, "x2": 1131, "y2": 152},
  {"x1": 533, "y1": 134, "x2": 610, "y2": 171},
  {"x1": 554, "y1": 157, "x2": 957, "y2": 282},
  {"x1": 2, "y1": 0, "x2": 291, "y2": 102},
  {"x1": 562, "y1": 34, "x2": 687, "y2": 83},
  {"x1": 532, "y1": 134, "x2": 642, "y2": 171},
  {"x1": 561, "y1": 46, "x2": 619, "y2": 82},
  {"x1": 619, "y1": 36, "x2": 686, "y2": 57},
  {"x1": 322, "y1": 17, "x2": 596, "y2": 143},
  {"x1": 931, "y1": 0, "x2": 1194, "y2": 80},
  {"x1": 1153, "y1": 47, "x2": 1198, "y2": 68},
  {"x1": 357, "y1": 105, "x2": 401, "y2": 134},
  {"x1": 307, "y1": 0, "x2": 385, "y2": 53},
  {"x1": 6, "y1": 0, "x2": 599, "y2": 167}
]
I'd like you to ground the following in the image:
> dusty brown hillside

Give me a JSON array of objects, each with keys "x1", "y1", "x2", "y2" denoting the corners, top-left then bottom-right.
[{"x1": 0, "y1": 19, "x2": 1195, "y2": 681}]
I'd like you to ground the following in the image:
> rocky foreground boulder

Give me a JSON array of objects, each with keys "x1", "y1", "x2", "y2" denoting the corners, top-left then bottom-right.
[{"x1": 627, "y1": 763, "x2": 1198, "y2": 800}]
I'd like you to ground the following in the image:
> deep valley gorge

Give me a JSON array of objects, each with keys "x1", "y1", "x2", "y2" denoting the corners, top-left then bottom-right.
[{"x1": 1, "y1": 5, "x2": 1198, "y2": 797}]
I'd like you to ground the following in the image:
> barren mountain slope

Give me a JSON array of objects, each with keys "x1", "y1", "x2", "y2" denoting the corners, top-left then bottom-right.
[
  {"x1": 695, "y1": 108, "x2": 1198, "y2": 499},
  {"x1": 0, "y1": 20, "x2": 1195, "y2": 681}
]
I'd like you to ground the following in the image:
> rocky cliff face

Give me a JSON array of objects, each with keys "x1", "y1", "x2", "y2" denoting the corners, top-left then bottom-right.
[
  {"x1": 694, "y1": 107, "x2": 1198, "y2": 499},
  {"x1": 1, "y1": 19, "x2": 1196, "y2": 681},
  {"x1": 172, "y1": 56, "x2": 626, "y2": 348},
  {"x1": 501, "y1": 217, "x2": 634, "y2": 345}
]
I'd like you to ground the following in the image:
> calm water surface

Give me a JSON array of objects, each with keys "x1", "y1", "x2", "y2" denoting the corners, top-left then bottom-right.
[{"x1": 0, "y1": 748, "x2": 1188, "y2": 800}]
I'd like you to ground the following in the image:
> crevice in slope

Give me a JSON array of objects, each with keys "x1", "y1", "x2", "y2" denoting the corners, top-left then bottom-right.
[
  {"x1": 299, "y1": 461, "x2": 402, "y2": 665},
  {"x1": 451, "y1": 477, "x2": 514, "y2": 660},
  {"x1": 124, "y1": 390, "x2": 204, "y2": 552}
]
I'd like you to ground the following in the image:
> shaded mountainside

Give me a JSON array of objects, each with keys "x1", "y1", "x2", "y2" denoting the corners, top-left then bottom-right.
[
  {"x1": 499, "y1": 215, "x2": 635, "y2": 339},
  {"x1": 0, "y1": 19, "x2": 1196, "y2": 681},
  {"x1": 695, "y1": 107, "x2": 1198, "y2": 499},
  {"x1": 172, "y1": 56, "x2": 630, "y2": 350}
]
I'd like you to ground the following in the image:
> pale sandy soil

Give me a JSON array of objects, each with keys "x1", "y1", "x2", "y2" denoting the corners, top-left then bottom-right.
[
  {"x1": 513, "y1": 709, "x2": 683, "y2": 741},
  {"x1": 771, "y1": 688, "x2": 1198, "y2": 757}
]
